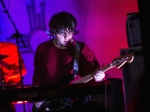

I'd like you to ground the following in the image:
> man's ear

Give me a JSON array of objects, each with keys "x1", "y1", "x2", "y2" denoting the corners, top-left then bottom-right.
[{"x1": 51, "y1": 34, "x2": 56, "y2": 39}]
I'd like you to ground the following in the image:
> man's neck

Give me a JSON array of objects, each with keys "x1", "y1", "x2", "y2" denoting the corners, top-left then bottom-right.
[{"x1": 53, "y1": 39, "x2": 67, "y2": 49}]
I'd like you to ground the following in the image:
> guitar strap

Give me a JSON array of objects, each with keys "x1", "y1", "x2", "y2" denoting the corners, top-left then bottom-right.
[{"x1": 73, "y1": 41, "x2": 80, "y2": 77}]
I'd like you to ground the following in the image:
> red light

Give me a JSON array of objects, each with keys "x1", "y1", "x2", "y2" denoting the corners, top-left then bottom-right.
[{"x1": 11, "y1": 101, "x2": 28, "y2": 104}]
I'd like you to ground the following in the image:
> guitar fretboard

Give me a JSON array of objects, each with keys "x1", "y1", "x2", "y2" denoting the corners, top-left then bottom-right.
[
  {"x1": 101, "y1": 64, "x2": 112, "y2": 72},
  {"x1": 74, "y1": 75, "x2": 93, "y2": 83},
  {"x1": 74, "y1": 64, "x2": 112, "y2": 83}
]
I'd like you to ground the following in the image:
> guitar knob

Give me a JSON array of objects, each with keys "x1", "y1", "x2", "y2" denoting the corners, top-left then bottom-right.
[{"x1": 45, "y1": 107, "x2": 50, "y2": 111}]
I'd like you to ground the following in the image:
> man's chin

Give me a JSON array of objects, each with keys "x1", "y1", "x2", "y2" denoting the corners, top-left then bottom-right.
[
  {"x1": 62, "y1": 43, "x2": 70, "y2": 47},
  {"x1": 61, "y1": 44, "x2": 67, "y2": 47}
]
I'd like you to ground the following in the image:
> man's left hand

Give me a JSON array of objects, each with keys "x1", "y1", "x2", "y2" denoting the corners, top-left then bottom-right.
[{"x1": 94, "y1": 70, "x2": 105, "y2": 82}]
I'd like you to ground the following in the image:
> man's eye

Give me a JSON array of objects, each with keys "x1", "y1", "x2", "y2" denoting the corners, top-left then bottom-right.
[
  {"x1": 61, "y1": 33, "x2": 65, "y2": 35},
  {"x1": 69, "y1": 32, "x2": 73, "y2": 34}
]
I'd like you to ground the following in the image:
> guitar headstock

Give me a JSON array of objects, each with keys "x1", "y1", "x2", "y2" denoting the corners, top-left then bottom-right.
[{"x1": 111, "y1": 53, "x2": 134, "y2": 68}]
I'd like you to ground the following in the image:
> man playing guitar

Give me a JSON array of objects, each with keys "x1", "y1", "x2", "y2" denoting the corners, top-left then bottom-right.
[{"x1": 32, "y1": 11, "x2": 132, "y2": 112}]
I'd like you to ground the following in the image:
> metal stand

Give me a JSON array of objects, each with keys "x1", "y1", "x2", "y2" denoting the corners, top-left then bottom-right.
[
  {"x1": 0, "y1": 0, "x2": 27, "y2": 112},
  {"x1": 0, "y1": 68, "x2": 6, "y2": 90}
]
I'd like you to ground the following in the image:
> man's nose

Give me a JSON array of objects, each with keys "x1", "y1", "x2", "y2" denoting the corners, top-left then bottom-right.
[{"x1": 63, "y1": 33, "x2": 69, "y2": 38}]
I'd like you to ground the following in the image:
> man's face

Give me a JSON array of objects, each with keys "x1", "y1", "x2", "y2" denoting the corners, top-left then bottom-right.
[{"x1": 56, "y1": 29, "x2": 74, "y2": 47}]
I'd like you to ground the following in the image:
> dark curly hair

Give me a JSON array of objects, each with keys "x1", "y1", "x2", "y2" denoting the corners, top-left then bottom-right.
[{"x1": 49, "y1": 11, "x2": 77, "y2": 35}]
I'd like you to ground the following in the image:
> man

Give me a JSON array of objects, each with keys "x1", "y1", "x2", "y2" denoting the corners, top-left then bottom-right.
[
  {"x1": 0, "y1": 41, "x2": 27, "y2": 112},
  {"x1": 32, "y1": 11, "x2": 105, "y2": 112}
]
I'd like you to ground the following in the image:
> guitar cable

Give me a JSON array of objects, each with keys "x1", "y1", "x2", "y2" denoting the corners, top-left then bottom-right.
[
  {"x1": 104, "y1": 74, "x2": 111, "y2": 112},
  {"x1": 104, "y1": 78, "x2": 108, "y2": 112}
]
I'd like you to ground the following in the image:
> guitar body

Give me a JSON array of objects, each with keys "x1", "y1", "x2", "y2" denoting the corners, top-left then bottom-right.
[
  {"x1": 33, "y1": 98, "x2": 72, "y2": 112},
  {"x1": 57, "y1": 74, "x2": 76, "y2": 85},
  {"x1": 32, "y1": 74, "x2": 76, "y2": 112},
  {"x1": 33, "y1": 96, "x2": 89, "y2": 112}
]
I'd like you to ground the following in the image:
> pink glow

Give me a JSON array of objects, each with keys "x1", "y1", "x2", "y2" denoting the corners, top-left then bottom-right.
[{"x1": 0, "y1": 0, "x2": 138, "y2": 111}]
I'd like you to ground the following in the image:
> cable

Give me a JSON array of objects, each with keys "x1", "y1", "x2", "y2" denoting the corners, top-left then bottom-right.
[
  {"x1": 104, "y1": 79, "x2": 108, "y2": 112},
  {"x1": 7, "y1": 0, "x2": 10, "y2": 11}
]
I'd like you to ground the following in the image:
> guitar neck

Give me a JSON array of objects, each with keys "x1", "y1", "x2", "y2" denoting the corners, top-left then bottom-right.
[
  {"x1": 74, "y1": 63, "x2": 112, "y2": 84},
  {"x1": 74, "y1": 75, "x2": 94, "y2": 83},
  {"x1": 101, "y1": 63, "x2": 113, "y2": 72}
]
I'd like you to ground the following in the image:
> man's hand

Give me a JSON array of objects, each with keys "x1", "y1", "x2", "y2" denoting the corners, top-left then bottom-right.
[{"x1": 94, "y1": 70, "x2": 105, "y2": 82}]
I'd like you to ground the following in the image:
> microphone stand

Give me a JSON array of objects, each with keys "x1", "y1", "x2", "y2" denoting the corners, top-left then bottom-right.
[{"x1": 0, "y1": 0, "x2": 27, "y2": 112}]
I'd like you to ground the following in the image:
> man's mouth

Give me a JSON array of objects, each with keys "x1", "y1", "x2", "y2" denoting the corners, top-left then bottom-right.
[{"x1": 64, "y1": 41, "x2": 69, "y2": 44}]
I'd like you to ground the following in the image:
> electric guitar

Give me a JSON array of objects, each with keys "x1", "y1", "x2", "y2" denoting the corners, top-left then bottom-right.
[{"x1": 33, "y1": 53, "x2": 134, "y2": 112}]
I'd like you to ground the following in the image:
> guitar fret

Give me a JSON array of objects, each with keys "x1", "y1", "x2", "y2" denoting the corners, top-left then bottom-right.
[
  {"x1": 101, "y1": 64, "x2": 112, "y2": 72},
  {"x1": 74, "y1": 75, "x2": 93, "y2": 83}
]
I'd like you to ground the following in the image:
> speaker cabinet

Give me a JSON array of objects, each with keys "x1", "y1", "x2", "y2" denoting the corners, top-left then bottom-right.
[
  {"x1": 126, "y1": 12, "x2": 142, "y2": 47},
  {"x1": 89, "y1": 78, "x2": 124, "y2": 112},
  {"x1": 120, "y1": 46, "x2": 145, "y2": 112}
]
